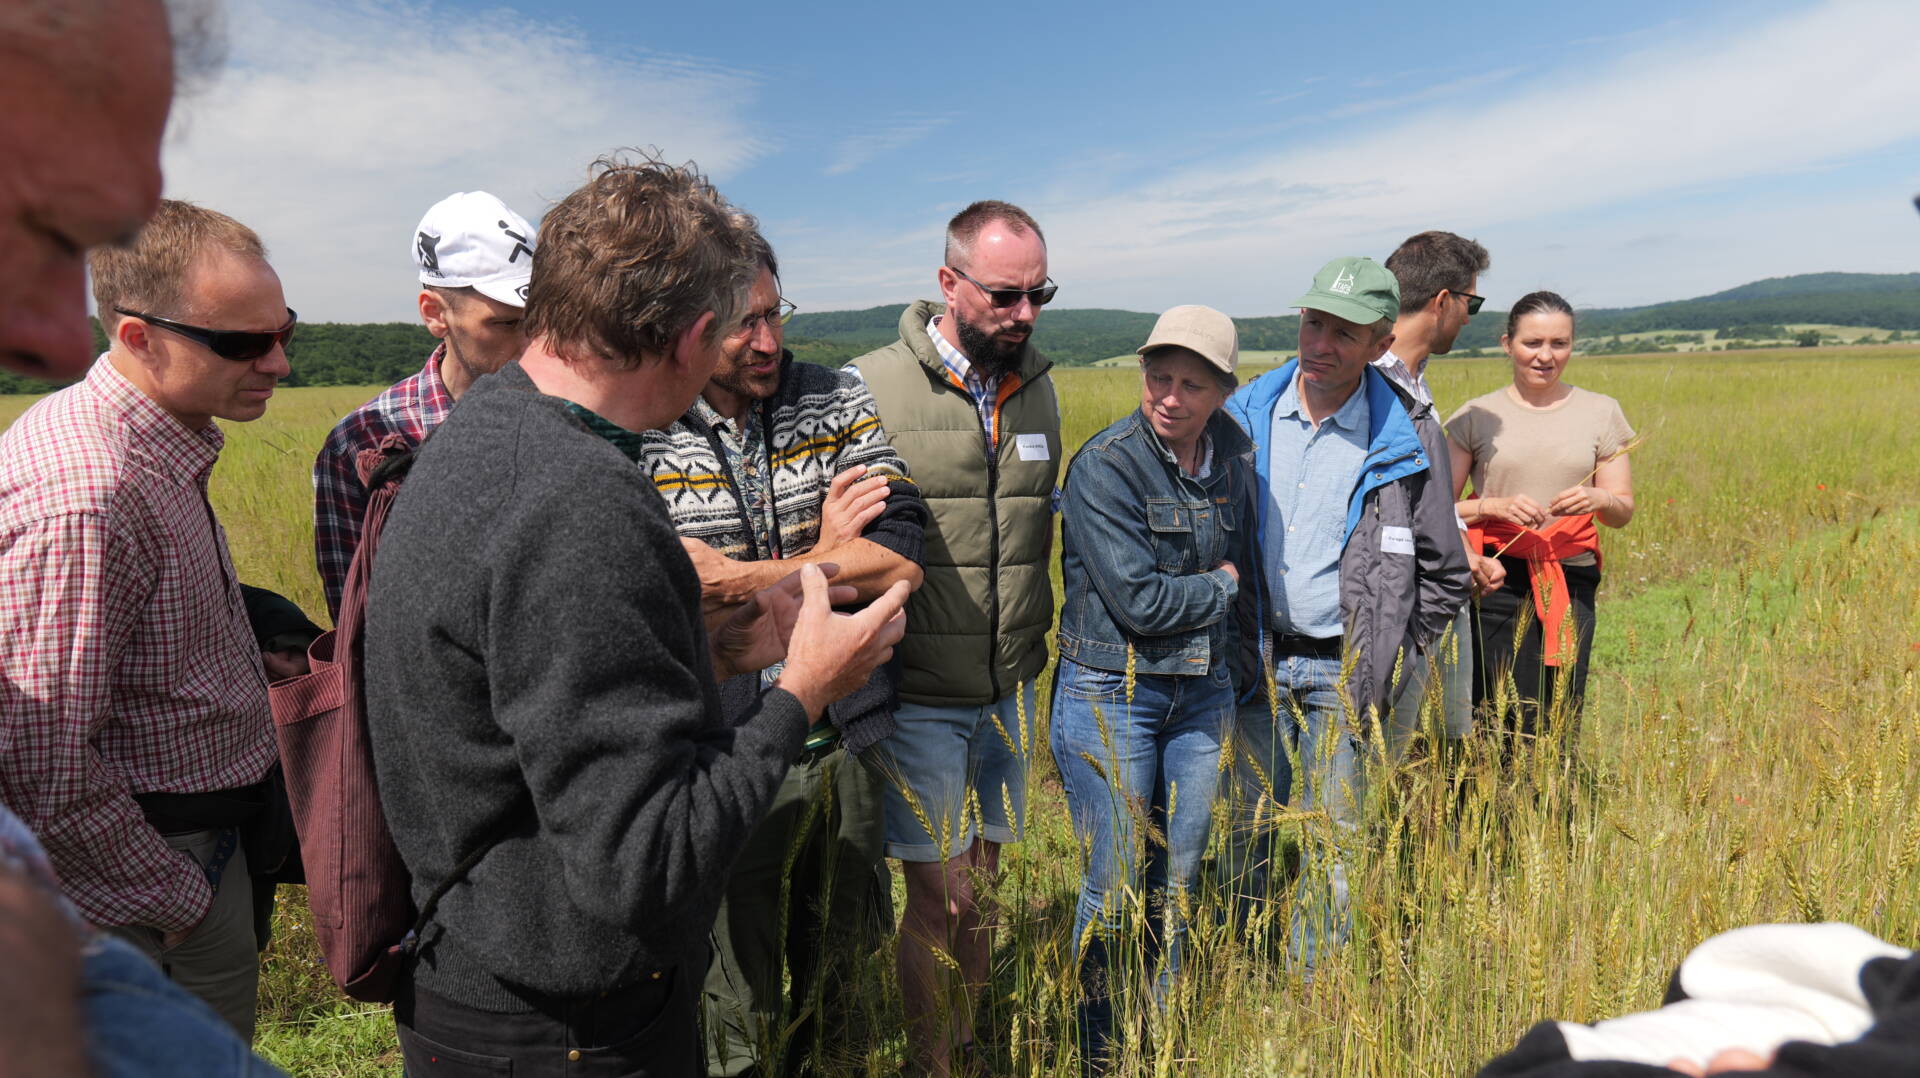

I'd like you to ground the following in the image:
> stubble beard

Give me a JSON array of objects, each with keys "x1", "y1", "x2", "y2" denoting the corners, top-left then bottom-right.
[{"x1": 710, "y1": 349, "x2": 782, "y2": 405}]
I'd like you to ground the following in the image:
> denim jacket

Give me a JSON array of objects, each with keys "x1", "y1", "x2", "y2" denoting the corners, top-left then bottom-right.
[{"x1": 1056, "y1": 407, "x2": 1260, "y2": 680}]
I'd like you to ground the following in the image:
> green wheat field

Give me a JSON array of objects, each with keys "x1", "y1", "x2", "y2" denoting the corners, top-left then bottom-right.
[{"x1": 6, "y1": 345, "x2": 1918, "y2": 1076}]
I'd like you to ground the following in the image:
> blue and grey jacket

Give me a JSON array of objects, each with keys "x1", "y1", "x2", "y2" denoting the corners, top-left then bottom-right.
[
  {"x1": 1055, "y1": 407, "x2": 1260, "y2": 683},
  {"x1": 1224, "y1": 359, "x2": 1471, "y2": 717}
]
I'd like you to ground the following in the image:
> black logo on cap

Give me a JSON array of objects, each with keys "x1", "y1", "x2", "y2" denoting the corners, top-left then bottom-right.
[
  {"x1": 417, "y1": 231, "x2": 442, "y2": 276},
  {"x1": 499, "y1": 220, "x2": 533, "y2": 264},
  {"x1": 516, "y1": 283, "x2": 530, "y2": 302}
]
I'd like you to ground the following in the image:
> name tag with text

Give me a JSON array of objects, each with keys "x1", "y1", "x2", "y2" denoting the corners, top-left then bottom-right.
[
  {"x1": 1016, "y1": 433, "x2": 1050, "y2": 461},
  {"x1": 1380, "y1": 525, "x2": 1415, "y2": 556}
]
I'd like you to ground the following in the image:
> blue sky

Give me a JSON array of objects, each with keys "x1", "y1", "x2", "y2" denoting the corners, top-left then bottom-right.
[{"x1": 161, "y1": 0, "x2": 1920, "y2": 323}]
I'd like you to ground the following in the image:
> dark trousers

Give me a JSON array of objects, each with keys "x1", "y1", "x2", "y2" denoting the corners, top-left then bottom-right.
[
  {"x1": 1472, "y1": 556, "x2": 1600, "y2": 745},
  {"x1": 703, "y1": 745, "x2": 890, "y2": 1077},
  {"x1": 395, "y1": 968, "x2": 698, "y2": 1077}
]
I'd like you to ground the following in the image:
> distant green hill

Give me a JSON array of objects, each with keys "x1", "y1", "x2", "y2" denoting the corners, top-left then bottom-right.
[
  {"x1": 790, "y1": 272, "x2": 1920, "y2": 366},
  {"x1": 3, "y1": 273, "x2": 1912, "y2": 396}
]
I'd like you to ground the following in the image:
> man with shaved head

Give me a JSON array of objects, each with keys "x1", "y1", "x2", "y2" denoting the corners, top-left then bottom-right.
[
  {"x1": 0, "y1": 0, "x2": 190, "y2": 381},
  {"x1": 849, "y1": 200, "x2": 1062, "y2": 1077}
]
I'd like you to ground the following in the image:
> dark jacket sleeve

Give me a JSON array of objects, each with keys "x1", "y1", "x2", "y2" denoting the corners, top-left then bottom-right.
[
  {"x1": 1228, "y1": 455, "x2": 1266, "y2": 696},
  {"x1": 1062, "y1": 440, "x2": 1236, "y2": 638},
  {"x1": 1409, "y1": 409, "x2": 1472, "y2": 648},
  {"x1": 485, "y1": 460, "x2": 808, "y2": 931}
]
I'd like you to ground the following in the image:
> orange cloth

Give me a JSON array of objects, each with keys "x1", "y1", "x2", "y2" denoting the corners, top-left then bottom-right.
[{"x1": 1470, "y1": 515, "x2": 1602, "y2": 667}]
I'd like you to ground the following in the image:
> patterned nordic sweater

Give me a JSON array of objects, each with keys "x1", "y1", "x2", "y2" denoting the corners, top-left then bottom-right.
[{"x1": 639, "y1": 353, "x2": 927, "y2": 755}]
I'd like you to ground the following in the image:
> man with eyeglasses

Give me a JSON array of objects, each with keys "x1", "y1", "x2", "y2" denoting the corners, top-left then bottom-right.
[
  {"x1": 0, "y1": 199, "x2": 294, "y2": 1037},
  {"x1": 847, "y1": 199, "x2": 1062, "y2": 1077},
  {"x1": 1374, "y1": 231, "x2": 1505, "y2": 751},
  {"x1": 639, "y1": 231, "x2": 927, "y2": 1076},
  {"x1": 312, "y1": 191, "x2": 537, "y2": 618}
]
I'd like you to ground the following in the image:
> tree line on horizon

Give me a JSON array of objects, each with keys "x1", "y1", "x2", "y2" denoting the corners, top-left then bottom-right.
[{"x1": 3, "y1": 275, "x2": 1913, "y2": 396}]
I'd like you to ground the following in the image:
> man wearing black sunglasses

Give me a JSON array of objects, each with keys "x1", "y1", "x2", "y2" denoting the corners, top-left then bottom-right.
[
  {"x1": 1376, "y1": 231, "x2": 1504, "y2": 754},
  {"x1": 0, "y1": 198, "x2": 291, "y2": 1038},
  {"x1": 849, "y1": 200, "x2": 1062, "y2": 1077}
]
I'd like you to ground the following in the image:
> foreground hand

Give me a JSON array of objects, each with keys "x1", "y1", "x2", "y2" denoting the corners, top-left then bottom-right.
[
  {"x1": 709, "y1": 564, "x2": 856, "y2": 680},
  {"x1": 1486, "y1": 494, "x2": 1549, "y2": 529},
  {"x1": 1666, "y1": 1047, "x2": 1775, "y2": 1075},
  {"x1": 1549, "y1": 485, "x2": 1607, "y2": 517},
  {"x1": 1470, "y1": 554, "x2": 1507, "y2": 597},
  {"x1": 815, "y1": 466, "x2": 893, "y2": 554},
  {"x1": 1216, "y1": 560, "x2": 1239, "y2": 583},
  {"x1": 774, "y1": 565, "x2": 910, "y2": 717}
]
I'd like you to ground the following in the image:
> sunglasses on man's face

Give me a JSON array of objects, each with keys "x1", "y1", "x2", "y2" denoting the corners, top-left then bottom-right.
[
  {"x1": 949, "y1": 266, "x2": 1058, "y2": 309},
  {"x1": 1449, "y1": 290, "x2": 1486, "y2": 317},
  {"x1": 113, "y1": 305, "x2": 297, "y2": 361}
]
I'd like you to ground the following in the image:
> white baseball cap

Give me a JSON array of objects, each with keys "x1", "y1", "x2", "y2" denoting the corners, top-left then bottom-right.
[{"x1": 412, "y1": 191, "x2": 537, "y2": 307}]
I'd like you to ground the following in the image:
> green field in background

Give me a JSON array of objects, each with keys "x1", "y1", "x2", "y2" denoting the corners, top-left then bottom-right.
[{"x1": 5, "y1": 345, "x2": 1918, "y2": 1075}]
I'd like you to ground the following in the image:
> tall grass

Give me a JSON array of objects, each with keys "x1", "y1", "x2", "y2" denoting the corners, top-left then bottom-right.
[{"x1": 5, "y1": 347, "x2": 1916, "y2": 1075}]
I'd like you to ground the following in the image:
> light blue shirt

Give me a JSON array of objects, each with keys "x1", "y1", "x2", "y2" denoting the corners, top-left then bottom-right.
[{"x1": 1263, "y1": 373, "x2": 1370, "y2": 638}]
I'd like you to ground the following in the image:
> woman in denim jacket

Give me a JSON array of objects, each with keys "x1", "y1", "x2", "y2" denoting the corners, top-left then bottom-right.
[{"x1": 1050, "y1": 306, "x2": 1260, "y2": 1070}]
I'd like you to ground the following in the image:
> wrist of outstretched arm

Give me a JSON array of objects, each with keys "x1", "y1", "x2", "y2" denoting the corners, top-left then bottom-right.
[{"x1": 770, "y1": 670, "x2": 829, "y2": 720}]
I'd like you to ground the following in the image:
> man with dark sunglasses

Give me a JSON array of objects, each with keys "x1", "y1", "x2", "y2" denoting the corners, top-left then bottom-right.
[
  {"x1": 1376, "y1": 231, "x2": 1504, "y2": 752},
  {"x1": 0, "y1": 199, "x2": 292, "y2": 1037},
  {"x1": 312, "y1": 191, "x2": 537, "y2": 617},
  {"x1": 847, "y1": 200, "x2": 1062, "y2": 1077}
]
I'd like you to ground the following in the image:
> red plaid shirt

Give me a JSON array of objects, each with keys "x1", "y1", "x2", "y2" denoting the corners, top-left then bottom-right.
[
  {"x1": 312, "y1": 348, "x2": 451, "y2": 617},
  {"x1": 0, "y1": 358, "x2": 274, "y2": 931}
]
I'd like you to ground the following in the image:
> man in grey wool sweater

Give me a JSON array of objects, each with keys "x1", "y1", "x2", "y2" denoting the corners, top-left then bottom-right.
[{"x1": 365, "y1": 156, "x2": 910, "y2": 1076}]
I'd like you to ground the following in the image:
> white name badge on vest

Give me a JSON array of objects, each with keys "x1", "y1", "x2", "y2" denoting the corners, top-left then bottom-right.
[
  {"x1": 1015, "y1": 433, "x2": 1050, "y2": 461},
  {"x1": 1380, "y1": 525, "x2": 1416, "y2": 556}
]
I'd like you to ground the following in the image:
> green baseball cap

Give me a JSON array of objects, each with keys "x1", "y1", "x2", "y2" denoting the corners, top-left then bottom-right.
[{"x1": 1290, "y1": 256, "x2": 1400, "y2": 327}]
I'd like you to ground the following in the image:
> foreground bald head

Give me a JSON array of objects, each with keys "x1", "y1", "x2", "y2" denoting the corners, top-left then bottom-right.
[{"x1": 0, "y1": 0, "x2": 206, "y2": 380}]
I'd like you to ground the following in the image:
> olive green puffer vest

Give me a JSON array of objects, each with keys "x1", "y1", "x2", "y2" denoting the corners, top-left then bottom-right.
[{"x1": 851, "y1": 301, "x2": 1061, "y2": 707}]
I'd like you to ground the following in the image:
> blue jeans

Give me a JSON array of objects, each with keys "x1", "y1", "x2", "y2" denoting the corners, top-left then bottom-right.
[
  {"x1": 1384, "y1": 612, "x2": 1475, "y2": 757},
  {"x1": 1221, "y1": 652, "x2": 1365, "y2": 971},
  {"x1": 83, "y1": 934, "x2": 286, "y2": 1077},
  {"x1": 1049, "y1": 658, "x2": 1231, "y2": 1066}
]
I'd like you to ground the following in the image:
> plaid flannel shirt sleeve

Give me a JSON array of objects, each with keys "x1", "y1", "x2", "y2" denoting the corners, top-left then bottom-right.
[
  {"x1": 0, "y1": 513, "x2": 213, "y2": 931},
  {"x1": 313, "y1": 426, "x2": 370, "y2": 620}
]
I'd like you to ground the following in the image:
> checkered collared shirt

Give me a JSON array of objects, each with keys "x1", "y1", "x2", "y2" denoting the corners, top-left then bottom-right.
[
  {"x1": 1372, "y1": 349, "x2": 1434, "y2": 410},
  {"x1": 926, "y1": 315, "x2": 1011, "y2": 451},
  {"x1": 313, "y1": 348, "x2": 453, "y2": 616},
  {"x1": 0, "y1": 358, "x2": 274, "y2": 931}
]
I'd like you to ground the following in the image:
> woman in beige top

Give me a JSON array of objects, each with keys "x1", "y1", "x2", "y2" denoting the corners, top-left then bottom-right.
[{"x1": 1445, "y1": 291, "x2": 1635, "y2": 751}]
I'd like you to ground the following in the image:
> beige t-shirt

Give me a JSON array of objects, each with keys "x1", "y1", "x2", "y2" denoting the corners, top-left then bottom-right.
[{"x1": 1445, "y1": 385, "x2": 1634, "y2": 567}]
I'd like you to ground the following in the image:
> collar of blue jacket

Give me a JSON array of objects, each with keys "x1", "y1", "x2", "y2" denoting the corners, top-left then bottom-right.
[{"x1": 1224, "y1": 357, "x2": 1430, "y2": 546}]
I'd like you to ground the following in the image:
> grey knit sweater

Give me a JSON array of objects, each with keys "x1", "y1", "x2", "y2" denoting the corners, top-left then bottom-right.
[{"x1": 365, "y1": 362, "x2": 809, "y2": 1012}]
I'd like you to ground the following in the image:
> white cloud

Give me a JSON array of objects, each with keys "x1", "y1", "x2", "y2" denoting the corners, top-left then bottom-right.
[
  {"x1": 161, "y1": 0, "x2": 764, "y2": 322},
  {"x1": 779, "y1": 0, "x2": 1920, "y2": 316},
  {"x1": 824, "y1": 114, "x2": 956, "y2": 176}
]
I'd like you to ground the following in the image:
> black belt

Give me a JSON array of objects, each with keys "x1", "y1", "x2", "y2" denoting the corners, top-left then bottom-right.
[{"x1": 1271, "y1": 632, "x2": 1343, "y2": 659}]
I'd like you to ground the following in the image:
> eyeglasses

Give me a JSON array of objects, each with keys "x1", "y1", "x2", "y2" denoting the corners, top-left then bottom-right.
[
  {"x1": 948, "y1": 266, "x2": 1058, "y2": 309},
  {"x1": 1449, "y1": 290, "x2": 1485, "y2": 316},
  {"x1": 729, "y1": 299, "x2": 797, "y2": 338},
  {"x1": 113, "y1": 306, "x2": 297, "y2": 361}
]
